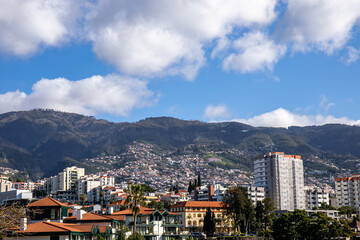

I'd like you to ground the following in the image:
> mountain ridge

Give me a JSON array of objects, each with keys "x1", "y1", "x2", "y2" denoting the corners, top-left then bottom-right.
[{"x1": 0, "y1": 109, "x2": 359, "y2": 179}]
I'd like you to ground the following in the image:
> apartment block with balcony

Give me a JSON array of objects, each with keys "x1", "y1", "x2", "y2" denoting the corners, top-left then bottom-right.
[
  {"x1": 254, "y1": 152, "x2": 305, "y2": 210},
  {"x1": 112, "y1": 206, "x2": 186, "y2": 240},
  {"x1": 335, "y1": 174, "x2": 360, "y2": 209},
  {"x1": 304, "y1": 186, "x2": 330, "y2": 209}
]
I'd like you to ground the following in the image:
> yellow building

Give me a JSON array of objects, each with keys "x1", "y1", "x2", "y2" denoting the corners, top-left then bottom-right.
[{"x1": 170, "y1": 201, "x2": 233, "y2": 233}]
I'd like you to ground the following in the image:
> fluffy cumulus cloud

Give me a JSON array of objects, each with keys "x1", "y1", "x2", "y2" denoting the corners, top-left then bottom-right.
[
  {"x1": 86, "y1": 0, "x2": 278, "y2": 79},
  {"x1": 0, "y1": 0, "x2": 81, "y2": 56},
  {"x1": 233, "y1": 108, "x2": 360, "y2": 128},
  {"x1": 279, "y1": 0, "x2": 360, "y2": 54},
  {"x1": 2, "y1": 0, "x2": 360, "y2": 77},
  {"x1": 222, "y1": 31, "x2": 286, "y2": 73},
  {"x1": 0, "y1": 75, "x2": 158, "y2": 116},
  {"x1": 203, "y1": 104, "x2": 231, "y2": 121}
]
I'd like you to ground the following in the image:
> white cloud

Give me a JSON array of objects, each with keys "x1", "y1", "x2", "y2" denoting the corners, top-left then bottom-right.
[
  {"x1": 0, "y1": 75, "x2": 158, "y2": 116},
  {"x1": 204, "y1": 104, "x2": 231, "y2": 121},
  {"x1": 319, "y1": 95, "x2": 335, "y2": 113},
  {"x1": 87, "y1": 0, "x2": 278, "y2": 79},
  {"x1": 279, "y1": 0, "x2": 360, "y2": 54},
  {"x1": 0, "y1": 0, "x2": 81, "y2": 56},
  {"x1": 342, "y1": 46, "x2": 360, "y2": 65},
  {"x1": 223, "y1": 31, "x2": 286, "y2": 73},
  {"x1": 233, "y1": 108, "x2": 360, "y2": 128}
]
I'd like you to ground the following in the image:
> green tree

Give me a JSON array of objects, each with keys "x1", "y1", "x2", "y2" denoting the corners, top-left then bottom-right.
[
  {"x1": 255, "y1": 201, "x2": 264, "y2": 231},
  {"x1": 140, "y1": 184, "x2": 156, "y2": 193},
  {"x1": 338, "y1": 206, "x2": 358, "y2": 218},
  {"x1": 188, "y1": 180, "x2": 193, "y2": 193},
  {"x1": 272, "y1": 210, "x2": 353, "y2": 240},
  {"x1": 127, "y1": 232, "x2": 145, "y2": 240},
  {"x1": 125, "y1": 183, "x2": 146, "y2": 234},
  {"x1": 148, "y1": 199, "x2": 164, "y2": 210},
  {"x1": 263, "y1": 197, "x2": 275, "y2": 230},
  {"x1": 272, "y1": 210, "x2": 311, "y2": 240},
  {"x1": 203, "y1": 208, "x2": 216, "y2": 237},
  {"x1": 80, "y1": 193, "x2": 87, "y2": 207},
  {"x1": 100, "y1": 190, "x2": 105, "y2": 207},
  {"x1": 222, "y1": 186, "x2": 254, "y2": 235},
  {"x1": 0, "y1": 203, "x2": 27, "y2": 240},
  {"x1": 197, "y1": 172, "x2": 201, "y2": 186}
]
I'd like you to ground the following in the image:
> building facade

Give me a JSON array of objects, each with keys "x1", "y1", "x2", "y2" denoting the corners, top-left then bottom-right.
[
  {"x1": 170, "y1": 201, "x2": 233, "y2": 234},
  {"x1": 189, "y1": 184, "x2": 227, "y2": 201},
  {"x1": 335, "y1": 174, "x2": 360, "y2": 209},
  {"x1": 254, "y1": 152, "x2": 305, "y2": 210},
  {"x1": 304, "y1": 186, "x2": 330, "y2": 209}
]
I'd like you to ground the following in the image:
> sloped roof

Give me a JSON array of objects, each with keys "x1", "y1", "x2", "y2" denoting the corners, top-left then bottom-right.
[
  {"x1": 64, "y1": 212, "x2": 115, "y2": 223},
  {"x1": 170, "y1": 201, "x2": 224, "y2": 208},
  {"x1": 27, "y1": 197, "x2": 68, "y2": 207},
  {"x1": 108, "y1": 200, "x2": 128, "y2": 206},
  {"x1": 15, "y1": 221, "x2": 108, "y2": 234}
]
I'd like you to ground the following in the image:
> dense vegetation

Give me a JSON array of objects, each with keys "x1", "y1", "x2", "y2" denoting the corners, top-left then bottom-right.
[{"x1": 1, "y1": 109, "x2": 360, "y2": 179}]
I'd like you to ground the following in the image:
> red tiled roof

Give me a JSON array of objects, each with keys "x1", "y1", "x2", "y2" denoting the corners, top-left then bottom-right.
[
  {"x1": 108, "y1": 200, "x2": 127, "y2": 206},
  {"x1": 15, "y1": 221, "x2": 108, "y2": 234},
  {"x1": 27, "y1": 197, "x2": 68, "y2": 207},
  {"x1": 64, "y1": 212, "x2": 114, "y2": 222}
]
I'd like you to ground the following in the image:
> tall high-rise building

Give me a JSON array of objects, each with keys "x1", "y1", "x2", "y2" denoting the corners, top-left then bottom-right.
[
  {"x1": 334, "y1": 174, "x2": 360, "y2": 209},
  {"x1": 254, "y1": 152, "x2": 305, "y2": 210},
  {"x1": 58, "y1": 166, "x2": 85, "y2": 191}
]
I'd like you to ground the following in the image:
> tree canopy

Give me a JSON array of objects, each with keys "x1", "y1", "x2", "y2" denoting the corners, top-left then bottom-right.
[{"x1": 222, "y1": 186, "x2": 254, "y2": 235}]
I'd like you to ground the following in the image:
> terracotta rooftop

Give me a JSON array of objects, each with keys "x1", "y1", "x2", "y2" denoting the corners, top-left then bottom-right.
[
  {"x1": 170, "y1": 201, "x2": 224, "y2": 208},
  {"x1": 64, "y1": 212, "x2": 118, "y2": 222},
  {"x1": 27, "y1": 197, "x2": 68, "y2": 207},
  {"x1": 108, "y1": 200, "x2": 127, "y2": 206},
  {"x1": 15, "y1": 221, "x2": 108, "y2": 234}
]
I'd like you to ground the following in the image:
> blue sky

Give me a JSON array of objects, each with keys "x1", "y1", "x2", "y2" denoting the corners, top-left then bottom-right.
[{"x1": 1, "y1": 0, "x2": 360, "y2": 127}]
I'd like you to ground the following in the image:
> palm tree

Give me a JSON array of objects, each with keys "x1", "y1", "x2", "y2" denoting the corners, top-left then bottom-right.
[
  {"x1": 125, "y1": 183, "x2": 146, "y2": 235},
  {"x1": 80, "y1": 193, "x2": 87, "y2": 207}
]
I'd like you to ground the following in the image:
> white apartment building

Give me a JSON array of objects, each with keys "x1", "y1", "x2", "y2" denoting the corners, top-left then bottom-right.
[
  {"x1": 0, "y1": 176, "x2": 11, "y2": 193},
  {"x1": 245, "y1": 186, "x2": 265, "y2": 203},
  {"x1": 77, "y1": 175, "x2": 115, "y2": 204},
  {"x1": 254, "y1": 152, "x2": 305, "y2": 210},
  {"x1": 41, "y1": 166, "x2": 84, "y2": 195},
  {"x1": 58, "y1": 166, "x2": 85, "y2": 191},
  {"x1": 335, "y1": 174, "x2": 360, "y2": 209},
  {"x1": 189, "y1": 184, "x2": 227, "y2": 201},
  {"x1": 304, "y1": 186, "x2": 330, "y2": 209}
]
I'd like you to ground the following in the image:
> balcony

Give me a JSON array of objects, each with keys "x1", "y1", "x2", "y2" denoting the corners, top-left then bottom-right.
[{"x1": 163, "y1": 222, "x2": 182, "y2": 227}]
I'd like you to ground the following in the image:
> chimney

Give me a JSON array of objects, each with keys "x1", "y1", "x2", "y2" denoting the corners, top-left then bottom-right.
[
  {"x1": 20, "y1": 218, "x2": 27, "y2": 231},
  {"x1": 108, "y1": 206, "x2": 114, "y2": 215},
  {"x1": 76, "y1": 209, "x2": 86, "y2": 220}
]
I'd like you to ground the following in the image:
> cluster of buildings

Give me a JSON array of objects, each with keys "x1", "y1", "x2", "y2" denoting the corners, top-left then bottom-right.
[
  {"x1": 84, "y1": 142, "x2": 252, "y2": 191},
  {"x1": 4, "y1": 150, "x2": 360, "y2": 239}
]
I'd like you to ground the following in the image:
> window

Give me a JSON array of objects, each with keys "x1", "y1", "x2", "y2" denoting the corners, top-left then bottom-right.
[
  {"x1": 50, "y1": 236, "x2": 60, "y2": 240},
  {"x1": 193, "y1": 221, "x2": 197, "y2": 226},
  {"x1": 198, "y1": 214, "x2": 202, "y2": 217}
]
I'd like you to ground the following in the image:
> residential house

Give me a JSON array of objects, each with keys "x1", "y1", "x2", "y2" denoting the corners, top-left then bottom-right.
[
  {"x1": 5, "y1": 220, "x2": 113, "y2": 240},
  {"x1": 170, "y1": 201, "x2": 233, "y2": 234},
  {"x1": 27, "y1": 197, "x2": 70, "y2": 222},
  {"x1": 112, "y1": 206, "x2": 186, "y2": 240}
]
